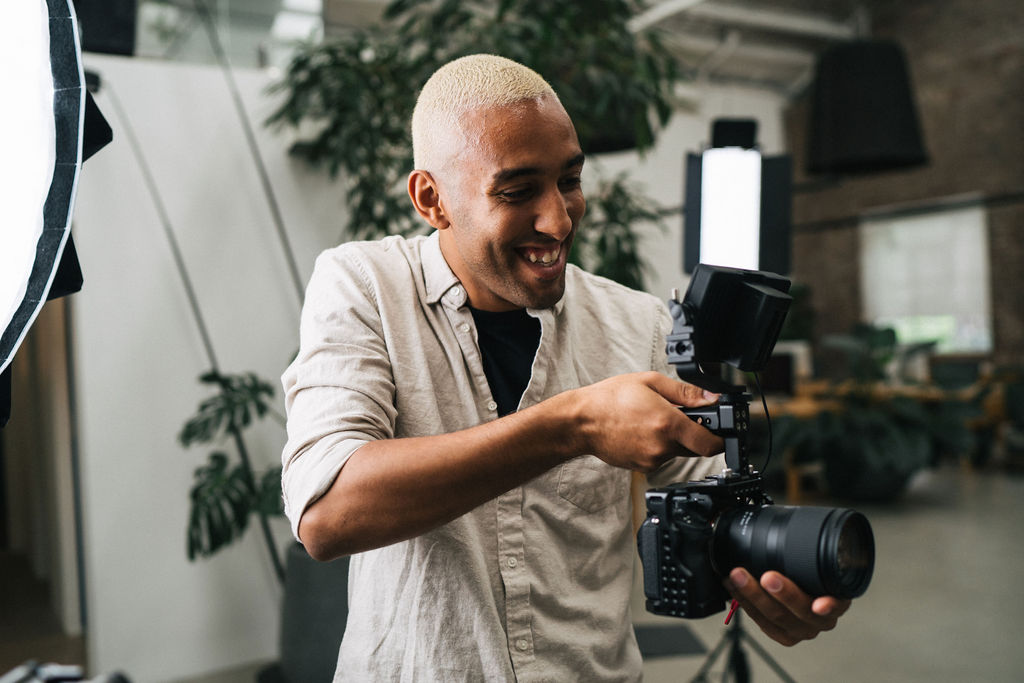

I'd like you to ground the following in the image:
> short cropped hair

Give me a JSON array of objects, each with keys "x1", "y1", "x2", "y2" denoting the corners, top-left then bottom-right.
[{"x1": 411, "y1": 54, "x2": 559, "y2": 171}]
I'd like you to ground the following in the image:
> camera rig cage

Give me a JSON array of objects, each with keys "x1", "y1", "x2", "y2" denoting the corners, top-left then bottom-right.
[
  {"x1": 666, "y1": 263, "x2": 792, "y2": 475},
  {"x1": 640, "y1": 263, "x2": 793, "y2": 619}
]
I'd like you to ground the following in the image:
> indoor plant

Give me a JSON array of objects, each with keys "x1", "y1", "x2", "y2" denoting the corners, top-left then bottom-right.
[
  {"x1": 179, "y1": 370, "x2": 286, "y2": 579},
  {"x1": 771, "y1": 324, "x2": 974, "y2": 501},
  {"x1": 180, "y1": 371, "x2": 348, "y2": 682}
]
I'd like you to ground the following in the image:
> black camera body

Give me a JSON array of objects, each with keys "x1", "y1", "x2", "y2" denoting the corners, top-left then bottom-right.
[
  {"x1": 638, "y1": 264, "x2": 874, "y2": 619},
  {"x1": 640, "y1": 463, "x2": 770, "y2": 618}
]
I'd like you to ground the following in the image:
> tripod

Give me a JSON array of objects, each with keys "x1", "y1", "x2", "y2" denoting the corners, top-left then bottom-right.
[{"x1": 689, "y1": 611, "x2": 798, "y2": 683}]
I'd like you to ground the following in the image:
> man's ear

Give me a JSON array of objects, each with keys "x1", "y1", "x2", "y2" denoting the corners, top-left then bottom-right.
[{"x1": 408, "y1": 170, "x2": 450, "y2": 230}]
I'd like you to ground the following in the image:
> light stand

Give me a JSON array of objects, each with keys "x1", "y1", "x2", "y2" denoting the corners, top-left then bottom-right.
[{"x1": 689, "y1": 611, "x2": 798, "y2": 683}]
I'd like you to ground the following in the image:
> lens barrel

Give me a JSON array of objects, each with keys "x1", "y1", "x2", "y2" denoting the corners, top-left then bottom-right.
[{"x1": 712, "y1": 505, "x2": 874, "y2": 599}]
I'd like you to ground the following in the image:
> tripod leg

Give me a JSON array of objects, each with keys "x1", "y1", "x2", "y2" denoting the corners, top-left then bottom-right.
[
  {"x1": 728, "y1": 637, "x2": 750, "y2": 683},
  {"x1": 689, "y1": 612, "x2": 801, "y2": 683},
  {"x1": 688, "y1": 627, "x2": 732, "y2": 683},
  {"x1": 736, "y1": 629, "x2": 800, "y2": 683}
]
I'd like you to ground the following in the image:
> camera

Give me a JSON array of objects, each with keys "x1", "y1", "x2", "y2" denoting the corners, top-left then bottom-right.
[{"x1": 637, "y1": 264, "x2": 875, "y2": 619}]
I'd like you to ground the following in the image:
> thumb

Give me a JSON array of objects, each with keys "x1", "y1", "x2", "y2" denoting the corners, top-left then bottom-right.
[{"x1": 644, "y1": 373, "x2": 719, "y2": 407}]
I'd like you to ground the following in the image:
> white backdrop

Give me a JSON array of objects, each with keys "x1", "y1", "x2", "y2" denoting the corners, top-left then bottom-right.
[{"x1": 69, "y1": 53, "x2": 784, "y2": 681}]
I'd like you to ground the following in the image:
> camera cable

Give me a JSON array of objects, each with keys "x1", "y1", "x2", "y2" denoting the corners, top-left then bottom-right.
[{"x1": 751, "y1": 371, "x2": 773, "y2": 474}]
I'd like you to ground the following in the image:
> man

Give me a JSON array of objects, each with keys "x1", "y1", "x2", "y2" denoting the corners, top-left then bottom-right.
[{"x1": 282, "y1": 54, "x2": 849, "y2": 681}]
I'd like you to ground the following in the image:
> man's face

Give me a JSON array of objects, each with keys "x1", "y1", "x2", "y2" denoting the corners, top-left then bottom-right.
[{"x1": 433, "y1": 95, "x2": 586, "y2": 312}]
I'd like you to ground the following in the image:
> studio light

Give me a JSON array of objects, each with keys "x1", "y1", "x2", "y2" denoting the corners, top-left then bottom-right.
[
  {"x1": 1, "y1": 0, "x2": 109, "y2": 426},
  {"x1": 699, "y1": 147, "x2": 762, "y2": 271},
  {"x1": 683, "y1": 119, "x2": 792, "y2": 275}
]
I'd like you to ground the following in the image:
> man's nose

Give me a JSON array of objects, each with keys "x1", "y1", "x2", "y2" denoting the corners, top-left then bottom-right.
[{"x1": 534, "y1": 188, "x2": 575, "y2": 240}]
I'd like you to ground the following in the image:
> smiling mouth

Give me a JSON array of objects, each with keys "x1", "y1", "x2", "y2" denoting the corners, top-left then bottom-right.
[{"x1": 518, "y1": 244, "x2": 563, "y2": 266}]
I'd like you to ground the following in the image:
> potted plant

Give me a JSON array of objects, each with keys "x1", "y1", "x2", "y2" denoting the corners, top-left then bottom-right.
[
  {"x1": 180, "y1": 370, "x2": 349, "y2": 682},
  {"x1": 771, "y1": 324, "x2": 974, "y2": 501}
]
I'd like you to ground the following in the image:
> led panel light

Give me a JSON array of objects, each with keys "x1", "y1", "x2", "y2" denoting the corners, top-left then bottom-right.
[
  {"x1": 0, "y1": 0, "x2": 85, "y2": 374},
  {"x1": 699, "y1": 147, "x2": 762, "y2": 271}
]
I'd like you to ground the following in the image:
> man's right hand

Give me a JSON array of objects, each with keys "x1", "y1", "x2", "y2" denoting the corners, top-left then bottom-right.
[
  {"x1": 300, "y1": 371, "x2": 723, "y2": 559},
  {"x1": 567, "y1": 371, "x2": 724, "y2": 472}
]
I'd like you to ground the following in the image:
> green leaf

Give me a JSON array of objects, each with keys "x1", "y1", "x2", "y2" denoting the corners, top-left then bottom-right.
[
  {"x1": 255, "y1": 466, "x2": 285, "y2": 517},
  {"x1": 179, "y1": 372, "x2": 276, "y2": 447},
  {"x1": 187, "y1": 453, "x2": 255, "y2": 560}
]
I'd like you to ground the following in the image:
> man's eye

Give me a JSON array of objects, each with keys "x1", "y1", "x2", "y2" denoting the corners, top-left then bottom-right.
[
  {"x1": 498, "y1": 187, "x2": 532, "y2": 201},
  {"x1": 560, "y1": 176, "x2": 582, "y2": 191}
]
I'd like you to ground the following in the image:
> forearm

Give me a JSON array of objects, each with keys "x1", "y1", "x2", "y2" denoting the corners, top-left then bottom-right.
[
  {"x1": 299, "y1": 390, "x2": 582, "y2": 560},
  {"x1": 298, "y1": 371, "x2": 722, "y2": 560}
]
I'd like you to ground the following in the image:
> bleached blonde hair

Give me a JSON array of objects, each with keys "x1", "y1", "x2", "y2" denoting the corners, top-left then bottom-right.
[{"x1": 411, "y1": 54, "x2": 559, "y2": 171}]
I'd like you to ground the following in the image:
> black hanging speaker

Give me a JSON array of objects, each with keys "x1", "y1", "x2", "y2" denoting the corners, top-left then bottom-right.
[{"x1": 808, "y1": 40, "x2": 927, "y2": 174}]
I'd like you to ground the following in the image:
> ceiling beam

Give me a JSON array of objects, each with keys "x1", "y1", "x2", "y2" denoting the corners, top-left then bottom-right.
[
  {"x1": 667, "y1": 32, "x2": 816, "y2": 67},
  {"x1": 628, "y1": 0, "x2": 708, "y2": 33},
  {"x1": 685, "y1": 3, "x2": 856, "y2": 41},
  {"x1": 629, "y1": 0, "x2": 856, "y2": 42}
]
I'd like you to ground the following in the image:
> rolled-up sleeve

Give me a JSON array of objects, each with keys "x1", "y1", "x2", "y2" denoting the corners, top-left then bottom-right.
[{"x1": 281, "y1": 248, "x2": 398, "y2": 539}]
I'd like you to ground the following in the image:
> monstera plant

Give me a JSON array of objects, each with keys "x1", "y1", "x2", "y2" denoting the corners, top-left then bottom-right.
[{"x1": 180, "y1": 371, "x2": 286, "y2": 581}]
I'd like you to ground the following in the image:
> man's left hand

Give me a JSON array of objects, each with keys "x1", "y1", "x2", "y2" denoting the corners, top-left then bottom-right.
[{"x1": 725, "y1": 568, "x2": 851, "y2": 646}]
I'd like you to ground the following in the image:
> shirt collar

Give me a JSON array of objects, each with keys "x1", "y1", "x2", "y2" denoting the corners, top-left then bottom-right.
[
  {"x1": 422, "y1": 231, "x2": 465, "y2": 308},
  {"x1": 421, "y1": 230, "x2": 568, "y2": 316}
]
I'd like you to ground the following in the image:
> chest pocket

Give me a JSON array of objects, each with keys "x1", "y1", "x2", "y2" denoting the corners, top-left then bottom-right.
[{"x1": 557, "y1": 455, "x2": 630, "y2": 513}]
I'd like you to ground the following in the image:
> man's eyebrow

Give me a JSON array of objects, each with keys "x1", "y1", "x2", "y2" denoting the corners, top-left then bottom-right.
[
  {"x1": 490, "y1": 153, "x2": 586, "y2": 184},
  {"x1": 565, "y1": 153, "x2": 586, "y2": 171}
]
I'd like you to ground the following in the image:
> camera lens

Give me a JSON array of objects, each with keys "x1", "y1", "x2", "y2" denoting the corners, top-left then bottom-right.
[{"x1": 712, "y1": 505, "x2": 874, "y2": 599}]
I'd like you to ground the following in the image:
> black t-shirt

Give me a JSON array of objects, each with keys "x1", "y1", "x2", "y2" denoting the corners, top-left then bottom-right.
[{"x1": 469, "y1": 307, "x2": 541, "y2": 417}]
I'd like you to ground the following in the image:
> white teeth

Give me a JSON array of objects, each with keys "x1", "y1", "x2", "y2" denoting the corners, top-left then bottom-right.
[{"x1": 526, "y1": 246, "x2": 560, "y2": 264}]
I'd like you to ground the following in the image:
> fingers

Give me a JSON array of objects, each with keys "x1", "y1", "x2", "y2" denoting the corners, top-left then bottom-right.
[
  {"x1": 575, "y1": 372, "x2": 724, "y2": 469},
  {"x1": 813, "y1": 595, "x2": 852, "y2": 619},
  {"x1": 632, "y1": 373, "x2": 722, "y2": 457},
  {"x1": 648, "y1": 375, "x2": 724, "y2": 457},
  {"x1": 725, "y1": 569, "x2": 845, "y2": 647},
  {"x1": 678, "y1": 416, "x2": 725, "y2": 457},
  {"x1": 643, "y1": 372, "x2": 719, "y2": 408}
]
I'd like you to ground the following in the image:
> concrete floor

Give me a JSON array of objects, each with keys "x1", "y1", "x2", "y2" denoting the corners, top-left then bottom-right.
[
  {"x1": 3, "y1": 464, "x2": 1022, "y2": 682},
  {"x1": 637, "y1": 464, "x2": 1024, "y2": 682}
]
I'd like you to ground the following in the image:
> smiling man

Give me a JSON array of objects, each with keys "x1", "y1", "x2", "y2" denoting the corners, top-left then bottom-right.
[
  {"x1": 411, "y1": 87, "x2": 585, "y2": 313},
  {"x1": 281, "y1": 54, "x2": 848, "y2": 682}
]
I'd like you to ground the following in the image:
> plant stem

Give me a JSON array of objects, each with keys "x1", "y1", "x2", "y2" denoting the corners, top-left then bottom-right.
[{"x1": 228, "y1": 421, "x2": 286, "y2": 584}]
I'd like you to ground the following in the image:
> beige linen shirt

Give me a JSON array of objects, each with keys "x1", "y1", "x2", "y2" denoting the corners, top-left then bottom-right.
[{"x1": 281, "y1": 233, "x2": 724, "y2": 682}]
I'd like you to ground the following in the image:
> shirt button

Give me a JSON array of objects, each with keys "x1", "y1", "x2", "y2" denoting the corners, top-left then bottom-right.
[
  {"x1": 507, "y1": 557, "x2": 517, "y2": 568},
  {"x1": 458, "y1": 322, "x2": 470, "y2": 333},
  {"x1": 486, "y1": 400, "x2": 497, "y2": 412},
  {"x1": 516, "y1": 639, "x2": 529, "y2": 651},
  {"x1": 452, "y1": 286, "x2": 462, "y2": 298}
]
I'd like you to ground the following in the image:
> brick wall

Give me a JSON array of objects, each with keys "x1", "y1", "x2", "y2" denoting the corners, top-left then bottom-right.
[{"x1": 785, "y1": 0, "x2": 1024, "y2": 371}]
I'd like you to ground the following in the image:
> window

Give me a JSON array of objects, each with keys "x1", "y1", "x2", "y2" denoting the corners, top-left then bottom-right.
[{"x1": 859, "y1": 204, "x2": 992, "y2": 353}]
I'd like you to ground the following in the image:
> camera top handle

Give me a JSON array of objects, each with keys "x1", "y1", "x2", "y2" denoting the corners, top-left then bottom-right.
[
  {"x1": 665, "y1": 295, "x2": 755, "y2": 474},
  {"x1": 665, "y1": 264, "x2": 792, "y2": 476}
]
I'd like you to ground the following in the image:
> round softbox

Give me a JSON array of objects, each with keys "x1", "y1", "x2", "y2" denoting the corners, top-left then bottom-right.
[{"x1": 0, "y1": 0, "x2": 86, "y2": 375}]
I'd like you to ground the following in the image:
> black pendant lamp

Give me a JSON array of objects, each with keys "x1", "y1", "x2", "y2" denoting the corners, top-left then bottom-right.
[{"x1": 808, "y1": 40, "x2": 928, "y2": 174}]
